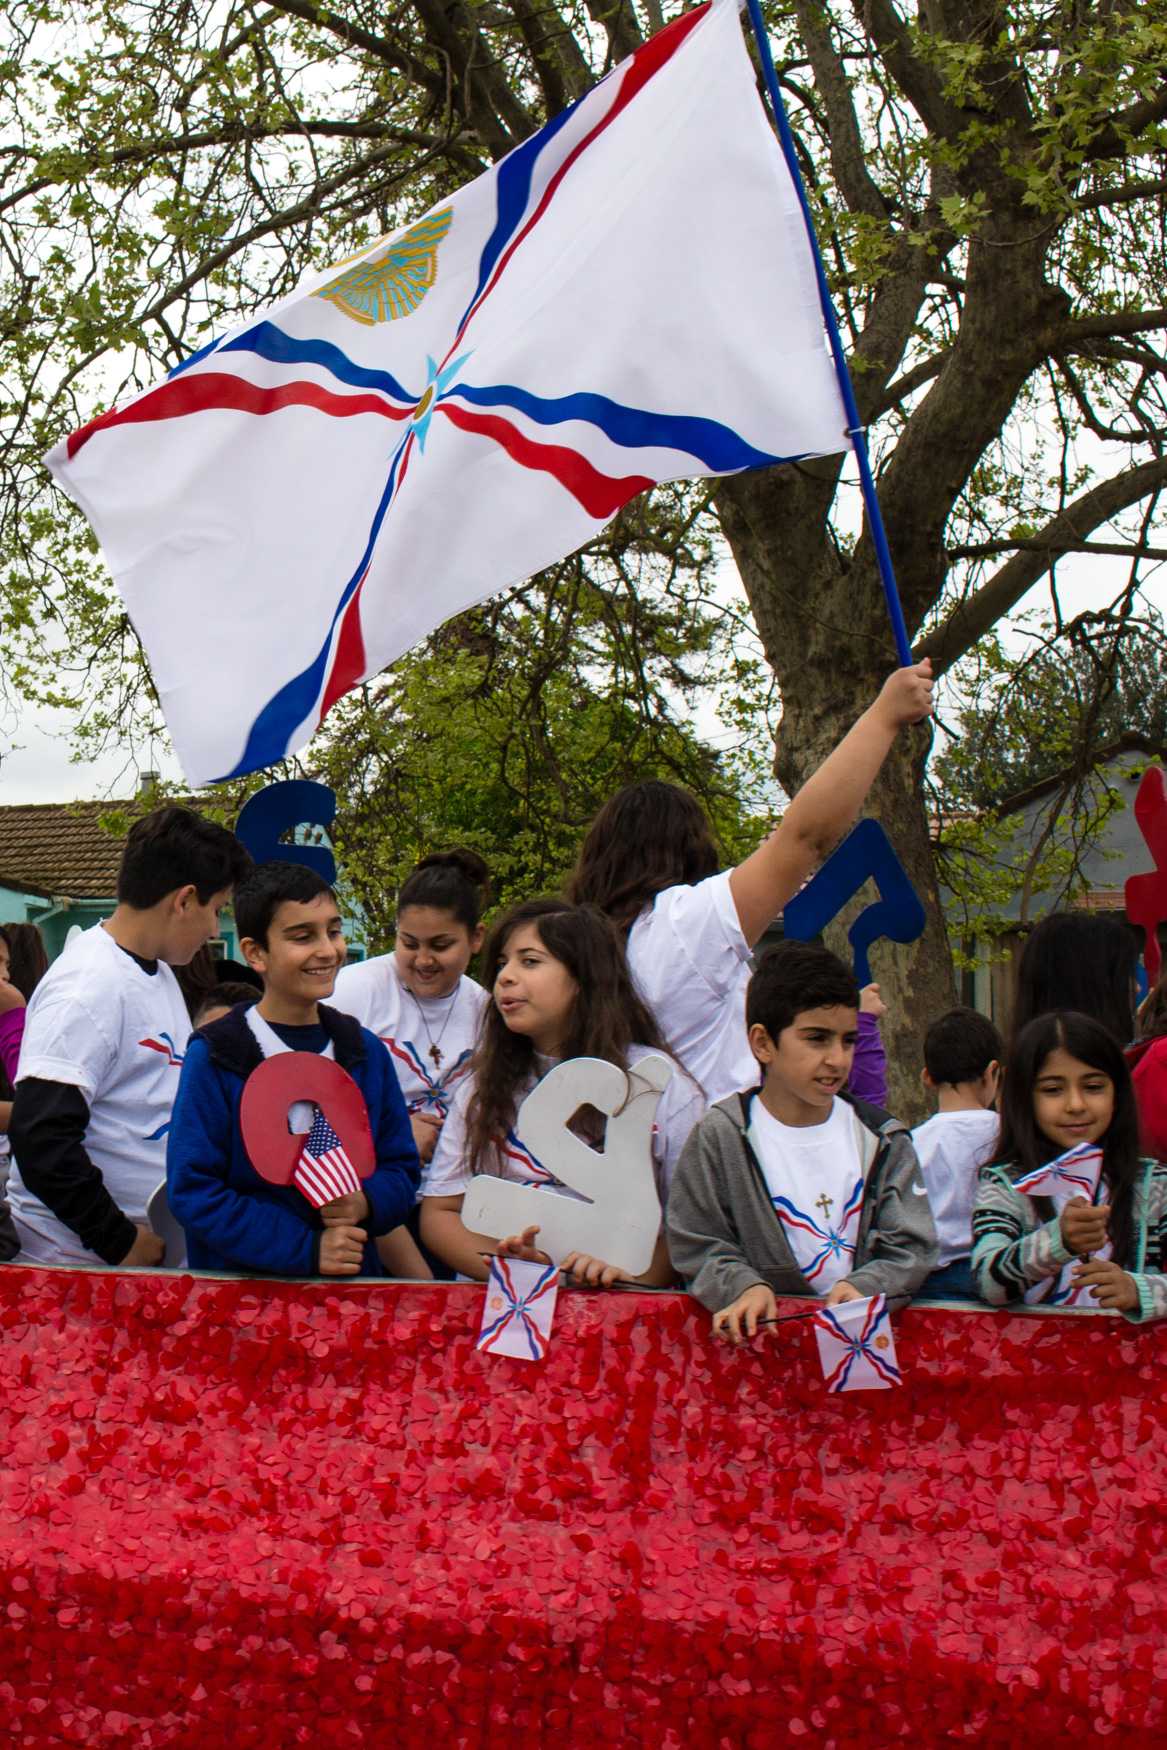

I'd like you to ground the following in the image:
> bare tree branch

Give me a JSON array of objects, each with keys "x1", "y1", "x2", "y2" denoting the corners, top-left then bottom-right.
[{"x1": 920, "y1": 455, "x2": 1167, "y2": 673}]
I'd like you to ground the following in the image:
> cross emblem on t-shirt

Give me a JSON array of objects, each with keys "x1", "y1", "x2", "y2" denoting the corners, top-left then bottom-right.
[{"x1": 816, "y1": 1192, "x2": 834, "y2": 1222}]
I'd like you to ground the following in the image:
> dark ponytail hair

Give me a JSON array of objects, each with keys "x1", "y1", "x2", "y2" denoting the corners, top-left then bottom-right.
[
  {"x1": 994, "y1": 1010, "x2": 1142, "y2": 1265},
  {"x1": 567, "y1": 781, "x2": 720, "y2": 933},
  {"x1": 0, "y1": 923, "x2": 48, "y2": 1002},
  {"x1": 465, "y1": 898, "x2": 668, "y2": 1175},
  {"x1": 397, "y1": 850, "x2": 490, "y2": 933},
  {"x1": 1012, "y1": 912, "x2": 1139, "y2": 1046}
]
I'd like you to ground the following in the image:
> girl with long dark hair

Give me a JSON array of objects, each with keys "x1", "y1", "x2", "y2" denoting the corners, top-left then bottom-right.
[
  {"x1": 568, "y1": 662, "x2": 933, "y2": 1102},
  {"x1": 419, "y1": 899, "x2": 703, "y2": 1284},
  {"x1": 972, "y1": 1011, "x2": 1166, "y2": 1320}
]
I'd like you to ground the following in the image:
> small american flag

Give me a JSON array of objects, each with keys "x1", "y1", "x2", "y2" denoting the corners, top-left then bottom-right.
[{"x1": 294, "y1": 1106, "x2": 363, "y2": 1208}]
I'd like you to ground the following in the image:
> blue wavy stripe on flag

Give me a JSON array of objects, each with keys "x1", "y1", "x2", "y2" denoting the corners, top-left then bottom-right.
[
  {"x1": 215, "y1": 432, "x2": 412, "y2": 779},
  {"x1": 221, "y1": 321, "x2": 417, "y2": 404},
  {"x1": 456, "y1": 103, "x2": 580, "y2": 334},
  {"x1": 450, "y1": 382, "x2": 783, "y2": 472}
]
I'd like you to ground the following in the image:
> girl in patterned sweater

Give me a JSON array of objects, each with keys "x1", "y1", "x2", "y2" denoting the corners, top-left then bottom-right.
[{"x1": 972, "y1": 1011, "x2": 1167, "y2": 1323}]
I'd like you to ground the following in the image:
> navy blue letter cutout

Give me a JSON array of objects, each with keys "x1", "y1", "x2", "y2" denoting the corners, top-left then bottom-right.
[{"x1": 782, "y1": 818, "x2": 925, "y2": 986}]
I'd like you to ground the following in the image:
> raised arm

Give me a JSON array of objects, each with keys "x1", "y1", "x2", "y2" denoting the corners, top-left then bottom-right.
[{"x1": 728, "y1": 660, "x2": 934, "y2": 947}]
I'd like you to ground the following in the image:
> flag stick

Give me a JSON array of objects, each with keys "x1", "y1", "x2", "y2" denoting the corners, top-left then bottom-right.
[{"x1": 742, "y1": 0, "x2": 914, "y2": 669}]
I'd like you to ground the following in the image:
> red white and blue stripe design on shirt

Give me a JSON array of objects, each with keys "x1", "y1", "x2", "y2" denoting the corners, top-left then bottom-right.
[
  {"x1": 138, "y1": 1032, "x2": 185, "y2": 1068},
  {"x1": 499, "y1": 1128, "x2": 558, "y2": 1187},
  {"x1": 294, "y1": 1107, "x2": 363, "y2": 1208},
  {"x1": 384, "y1": 1037, "x2": 474, "y2": 1117},
  {"x1": 139, "y1": 1033, "x2": 186, "y2": 1139},
  {"x1": 771, "y1": 1175, "x2": 865, "y2": 1286}
]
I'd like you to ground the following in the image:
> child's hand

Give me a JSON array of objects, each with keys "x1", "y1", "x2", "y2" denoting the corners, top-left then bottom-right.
[
  {"x1": 561, "y1": 1251, "x2": 623, "y2": 1288},
  {"x1": 875, "y1": 659, "x2": 933, "y2": 728},
  {"x1": 859, "y1": 983, "x2": 887, "y2": 1019},
  {"x1": 497, "y1": 1224, "x2": 553, "y2": 1265},
  {"x1": 319, "y1": 1191, "x2": 369, "y2": 1227},
  {"x1": 1060, "y1": 1197, "x2": 1110, "y2": 1257},
  {"x1": 410, "y1": 1112, "x2": 442, "y2": 1162},
  {"x1": 713, "y1": 1283, "x2": 777, "y2": 1344},
  {"x1": 1072, "y1": 1258, "x2": 1139, "y2": 1311},
  {"x1": 319, "y1": 1223, "x2": 366, "y2": 1275},
  {"x1": 119, "y1": 1224, "x2": 165, "y2": 1268},
  {"x1": 824, "y1": 1280, "x2": 863, "y2": 1307}
]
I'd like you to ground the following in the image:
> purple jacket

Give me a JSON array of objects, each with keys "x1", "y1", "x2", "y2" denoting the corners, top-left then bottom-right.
[
  {"x1": 847, "y1": 1011, "x2": 887, "y2": 1108},
  {"x1": 0, "y1": 1007, "x2": 24, "y2": 1086}
]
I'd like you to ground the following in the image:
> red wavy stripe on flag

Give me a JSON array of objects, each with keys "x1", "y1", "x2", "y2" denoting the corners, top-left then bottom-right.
[
  {"x1": 439, "y1": 403, "x2": 651, "y2": 519},
  {"x1": 67, "y1": 372, "x2": 413, "y2": 458}
]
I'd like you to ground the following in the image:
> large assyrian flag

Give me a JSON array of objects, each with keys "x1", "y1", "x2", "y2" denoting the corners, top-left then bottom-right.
[{"x1": 47, "y1": 0, "x2": 848, "y2": 784}]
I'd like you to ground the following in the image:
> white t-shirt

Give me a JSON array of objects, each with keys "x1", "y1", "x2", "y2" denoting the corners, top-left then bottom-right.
[
  {"x1": 910, "y1": 1108, "x2": 999, "y2": 1268},
  {"x1": 747, "y1": 1096, "x2": 867, "y2": 1293},
  {"x1": 422, "y1": 1045, "x2": 705, "y2": 1203},
  {"x1": 9, "y1": 923, "x2": 192, "y2": 1265},
  {"x1": 626, "y1": 870, "x2": 756, "y2": 1104},
  {"x1": 332, "y1": 956, "x2": 487, "y2": 1117}
]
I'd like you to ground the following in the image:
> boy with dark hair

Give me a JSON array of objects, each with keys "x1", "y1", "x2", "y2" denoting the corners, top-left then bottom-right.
[
  {"x1": 167, "y1": 862, "x2": 419, "y2": 1277},
  {"x1": 666, "y1": 940, "x2": 937, "y2": 1342},
  {"x1": 191, "y1": 982, "x2": 261, "y2": 1029},
  {"x1": 8, "y1": 805, "x2": 252, "y2": 1267},
  {"x1": 913, "y1": 1006, "x2": 1002, "y2": 1300}
]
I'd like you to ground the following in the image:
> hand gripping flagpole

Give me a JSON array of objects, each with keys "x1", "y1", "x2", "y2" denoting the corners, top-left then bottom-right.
[{"x1": 742, "y1": 0, "x2": 914, "y2": 668}]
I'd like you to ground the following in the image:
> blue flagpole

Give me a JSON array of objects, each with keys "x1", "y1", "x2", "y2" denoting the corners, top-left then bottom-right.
[{"x1": 741, "y1": 0, "x2": 914, "y2": 668}]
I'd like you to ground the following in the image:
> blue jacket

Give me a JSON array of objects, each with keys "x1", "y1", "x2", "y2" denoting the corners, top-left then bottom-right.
[{"x1": 167, "y1": 1002, "x2": 420, "y2": 1276}]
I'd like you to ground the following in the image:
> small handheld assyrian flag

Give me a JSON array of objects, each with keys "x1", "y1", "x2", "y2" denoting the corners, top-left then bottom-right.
[
  {"x1": 1013, "y1": 1143, "x2": 1104, "y2": 1201},
  {"x1": 1016, "y1": 1143, "x2": 1112, "y2": 1308},
  {"x1": 813, "y1": 1294, "x2": 902, "y2": 1393},
  {"x1": 45, "y1": 0, "x2": 848, "y2": 785},
  {"x1": 476, "y1": 1256, "x2": 560, "y2": 1362},
  {"x1": 293, "y1": 1106, "x2": 364, "y2": 1209}
]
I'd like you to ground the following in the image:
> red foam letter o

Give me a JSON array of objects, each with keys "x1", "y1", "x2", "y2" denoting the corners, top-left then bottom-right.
[{"x1": 240, "y1": 1052, "x2": 376, "y2": 1186}]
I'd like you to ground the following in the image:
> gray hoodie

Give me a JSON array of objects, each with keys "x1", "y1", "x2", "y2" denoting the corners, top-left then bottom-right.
[{"x1": 666, "y1": 1089, "x2": 938, "y2": 1311}]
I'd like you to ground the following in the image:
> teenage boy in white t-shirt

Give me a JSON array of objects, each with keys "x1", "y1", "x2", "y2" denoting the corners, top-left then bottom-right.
[
  {"x1": 7, "y1": 805, "x2": 252, "y2": 1267},
  {"x1": 666, "y1": 941, "x2": 937, "y2": 1342},
  {"x1": 912, "y1": 1007, "x2": 1002, "y2": 1300}
]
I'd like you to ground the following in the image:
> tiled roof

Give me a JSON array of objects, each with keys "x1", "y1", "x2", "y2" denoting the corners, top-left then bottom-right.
[{"x1": 0, "y1": 800, "x2": 157, "y2": 900}]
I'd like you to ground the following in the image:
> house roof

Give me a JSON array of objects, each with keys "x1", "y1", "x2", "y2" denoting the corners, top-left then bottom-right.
[{"x1": 0, "y1": 799, "x2": 154, "y2": 901}]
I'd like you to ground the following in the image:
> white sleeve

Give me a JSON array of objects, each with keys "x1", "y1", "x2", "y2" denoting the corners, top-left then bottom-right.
[
  {"x1": 420, "y1": 1077, "x2": 475, "y2": 1198},
  {"x1": 632, "y1": 872, "x2": 750, "y2": 1006},
  {"x1": 331, "y1": 957, "x2": 383, "y2": 1029},
  {"x1": 651, "y1": 1066, "x2": 707, "y2": 1195},
  {"x1": 16, "y1": 993, "x2": 119, "y2": 1101}
]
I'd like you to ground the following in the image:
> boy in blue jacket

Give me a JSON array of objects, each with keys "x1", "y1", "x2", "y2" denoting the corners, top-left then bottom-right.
[{"x1": 167, "y1": 862, "x2": 419, "y2": 1276}]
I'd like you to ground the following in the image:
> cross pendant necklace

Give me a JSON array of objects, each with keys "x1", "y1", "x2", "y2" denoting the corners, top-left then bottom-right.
[
  {"x1": 816, "y1": 1192, "x2": 834, "y2": 1223},
  {"x1": 414, "y1": 985, "x2": 460, "y2": 1071}
]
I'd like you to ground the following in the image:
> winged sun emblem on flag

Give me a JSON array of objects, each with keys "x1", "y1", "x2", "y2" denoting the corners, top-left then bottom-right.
[{"x1": 315, "y1": 208, "x2": 454, "y2": 325}]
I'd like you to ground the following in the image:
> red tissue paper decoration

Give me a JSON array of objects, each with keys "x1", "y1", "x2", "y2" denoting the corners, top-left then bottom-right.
[{"x1": 2, "y1": 1269, "x2": 1166, "y2": 1747}]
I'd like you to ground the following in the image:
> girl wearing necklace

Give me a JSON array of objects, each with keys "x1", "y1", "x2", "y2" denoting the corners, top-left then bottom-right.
[{"x1": 333, "y1": 850, "x2": 490, "y2": 1166}]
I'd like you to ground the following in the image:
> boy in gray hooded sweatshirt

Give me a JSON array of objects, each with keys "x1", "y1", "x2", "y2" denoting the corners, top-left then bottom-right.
[{"x1": 666, "y1": 941, "x2": 937, "y2": 1342}]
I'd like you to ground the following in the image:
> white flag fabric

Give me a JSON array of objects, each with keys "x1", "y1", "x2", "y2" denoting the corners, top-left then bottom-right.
[
  {"x1": 812, "y1": 1294, "x2": 902, "y2": 1393},
  {"x1": 1015, "y1": 1144, "x2": 1113, "y2": 1308},
  {"x1": 46, "y1": 0, "x2": 848, "y2": 784},
  {"x1": 476, "y1": 1256, "x2": 560, "y2": 1361}
]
